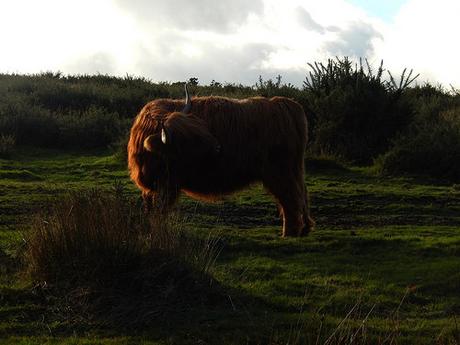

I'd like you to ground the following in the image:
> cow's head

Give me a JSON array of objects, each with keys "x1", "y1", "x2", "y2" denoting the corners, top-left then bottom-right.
[
  {"x1": 142, "y1": 83, "x2": 219, "y2": 170},
  {"x1": 143, "y1": 83, "x2": 192, "y2": 153}
]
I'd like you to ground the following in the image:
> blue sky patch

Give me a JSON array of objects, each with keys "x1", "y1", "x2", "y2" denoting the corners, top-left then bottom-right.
[{"x1": 346, "y1": 0, "x2": 407, "y2": 22}]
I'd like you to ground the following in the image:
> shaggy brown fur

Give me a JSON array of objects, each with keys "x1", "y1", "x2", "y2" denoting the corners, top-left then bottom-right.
[{"x1": 128, "y1": 95, "x2": 314, "y2": 237}]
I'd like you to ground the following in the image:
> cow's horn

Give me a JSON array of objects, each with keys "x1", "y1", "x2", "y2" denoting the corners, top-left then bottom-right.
[
  {"x1": 161, "y1": 127, "x2": 167, "y2": 144},
  {"x1": 182, "y1": 83, "x2": 191, "y2": 113}
]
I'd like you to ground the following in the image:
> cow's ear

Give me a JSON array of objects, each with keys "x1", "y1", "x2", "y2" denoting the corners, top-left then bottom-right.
[
  {"x1": 143, "y1": 131, "x2": 167, "y2": 152},
  {"x1": 143, "y1": 135, "x2": 155, "y2": 152}
]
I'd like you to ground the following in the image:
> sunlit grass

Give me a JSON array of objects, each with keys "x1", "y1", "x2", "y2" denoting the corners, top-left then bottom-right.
[{"x1": 0, "y1": 149, "x2": 459, "y2": 344}]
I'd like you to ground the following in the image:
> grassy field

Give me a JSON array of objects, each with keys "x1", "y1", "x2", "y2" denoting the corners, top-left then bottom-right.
[{"x1": 1, "y1": 148, "x2": 460, "y2": 344}]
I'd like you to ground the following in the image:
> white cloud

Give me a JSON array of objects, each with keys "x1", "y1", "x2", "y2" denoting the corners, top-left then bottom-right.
[
  {"x1": 133, "y1": 35, "x2": 277, "y2": 84},
  {"x1": 0, "y1": 0, "x2": 140, "y2": 74},
  {"x1": 322, "y1": 21, "x2": 383, "y2": 58},
  {"x1": 113, "y1": 0, "x2": 264, "y2": 33},
  {"x1": 64, "y1": 52, "x2": 117, "y2": 75},
  {"x1": 376, "y1": 0, "x2": 460, "y2": 88},
  {"x1": 0, "y1": 0, "x2": 458, "y2": 87}
]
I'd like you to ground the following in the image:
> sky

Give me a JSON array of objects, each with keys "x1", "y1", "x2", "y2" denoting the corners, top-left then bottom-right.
[
  {"x1": 0, "y1": 0, "x2": 459, "y2": 88},
  {"x1": 346, "y1": 0, "x2": 405, "y2": 22}
]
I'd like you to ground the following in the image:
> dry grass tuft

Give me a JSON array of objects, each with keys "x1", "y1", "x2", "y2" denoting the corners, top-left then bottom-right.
[{"x1": 22, "y1": 186, "x2": 222, "y2": 327}]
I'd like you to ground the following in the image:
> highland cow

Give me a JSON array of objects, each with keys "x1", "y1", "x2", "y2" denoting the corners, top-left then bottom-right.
[{"x1": 128, "y1": 85, "x2": 314, "y2": 237}]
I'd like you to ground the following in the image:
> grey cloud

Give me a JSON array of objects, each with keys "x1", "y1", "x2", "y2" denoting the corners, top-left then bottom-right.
[
  {"x1": 135, "y1": 39, "x2": 278, "y2": 85},
  {"x1": 63, "y1": 39, "x2": 307, "y2": 86},
  {"x1": 325, "y1": 25, "x2": 341, "y2": 32},
  {"x1": 322, "y1": 22, "x2": 383, "y2": 57},
  {"x1": 64, "y1": 52, "x2": 117, "y2": 75},
  {"x1": 114, "y1": 0, "x2": 264, "y2": 33},
  {"x1": 256, "y1": 68, "x2": 306, "y2": 87},
  {"x1": 296, "y1": 8, "x2": 346, "y2": 36},
  {"x1": 296, "y1": 7, "x2": 325, "y2": 34}
]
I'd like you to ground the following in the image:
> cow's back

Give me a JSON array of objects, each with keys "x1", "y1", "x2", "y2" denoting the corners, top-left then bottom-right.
[{"x1": 179, "y1": 96, "x2": 307, "y2": 195}]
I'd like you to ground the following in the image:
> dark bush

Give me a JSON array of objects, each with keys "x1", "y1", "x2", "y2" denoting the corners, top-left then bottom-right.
[
  {"x1": 304, "y1": 58, "x2": 417, "y2": 163},
  {"x1": 375, "y1": 96, "x2": 460, "y2": 181},
  {"x1": 255, "y1": 75, "x2": 309, "y2": 103},
  {"x1": 0, "y1": 73, "x2": 200, "y2": 150},
  {"x1": 2, "y1": 69, "x2": 459, "y2": 184},
  {"x1": 0, "y1": 102, "x2": 60, "y2": 147},
  {"x1": 0, "y1": 133, "x2": 15, "y2": 158},
  {"x1": 110, "y1": 130, "x2": 130, "y2": 163},
  {"x1": 0, "y1": 103, "x2": 127, "y2": 149},
  {"x1": 56, "y1": 106, "x2": 126, "y2": 148}
]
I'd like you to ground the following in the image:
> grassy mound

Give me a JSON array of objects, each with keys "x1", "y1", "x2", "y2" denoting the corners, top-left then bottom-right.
[
  {"x1": 22, "y1": 188, "x2": 222, "y2": 328},
  {"x1": 375, "y1": 103, "x2": 460, "y2": 182}
]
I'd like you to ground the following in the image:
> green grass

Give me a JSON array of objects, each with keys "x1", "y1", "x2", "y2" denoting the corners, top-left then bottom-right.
[{"x1": 1, "y1": 149, "x2": 460, "y2": 344}]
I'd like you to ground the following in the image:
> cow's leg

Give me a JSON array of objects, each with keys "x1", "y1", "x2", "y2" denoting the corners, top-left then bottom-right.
[
  {"x1": 263, "y1": 174, "x2": 305, "y2": 237},
  {"x1": 280, "y1": 192, "x2": 305, "y2": 237},
  {"x1": 142, "y1": 190, "x2": 154, "y2": 214},
  {"x1": 154, "y1": 184, "x2": 179, "y2": 214},
  {"x1": 301, "y1": 185, "x2": 315, "y2": 236},
  {"x1": 263, "y1": 164, "x2": 314, "y2": 237},
  {"x1": 142, "y1": 185, "x2": 179, "y2": 215},
  {"x1": 293, "y1": 161, "x2": 314, "y2": 236}
]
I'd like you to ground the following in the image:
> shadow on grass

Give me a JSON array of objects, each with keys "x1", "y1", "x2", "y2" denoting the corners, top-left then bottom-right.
[
  {"x1": 2, "y1": 225, "x2": 460, "y2": 344},
  {"x1": 1, "y1": 255, "x2": 298, "y2": 344},
  {"x1": 0, "y1": 189, "x2": 295, "y2": 343}
]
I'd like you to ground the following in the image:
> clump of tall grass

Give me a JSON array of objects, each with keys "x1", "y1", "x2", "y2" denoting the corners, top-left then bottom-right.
[
  {"x1": 22, "y1": 187, "x2": 222, "y2": 327},
  {"x1": 0, "y1": 133, "x2": 15, "y2": 158}
]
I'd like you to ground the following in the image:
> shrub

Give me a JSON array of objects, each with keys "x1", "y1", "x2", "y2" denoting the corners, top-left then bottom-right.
[
  {"x1": 375, "y1": 98, "x2": 460, "y2": 181},
  {"x1": 304, "y1": 58, "x2": 417, "y2": 163},
  {"x1": 0, "y1": 73, "x2": 197, "y2": 149},
  {"x1": 0, "y1": 101, "x2": 60, "y2": 147},
  {"x1": 0, "y1": 104, "x2": 127, "y2": 149},
  {"x1": 22, "y1": 188, "x2": 221, "y2": 326},
  {"x1": 110, "y1": 131, "x2": 130, "y2": 163},
  {"x1": 29, "y1": 73, "x2": 168, "y2": 117},
  {"x1": 56, "y1": 106, "x2": 127, "y2": 148},
  {"x1": 255, "y1": 75, "x2": 310, "y2": 105},
  {"x1": 0, "y1": 133, "x2": 15, "y2": 158}
]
